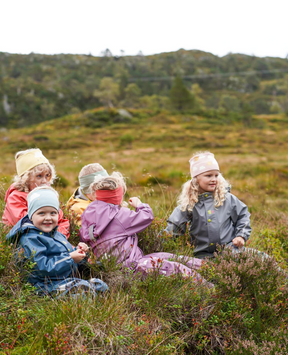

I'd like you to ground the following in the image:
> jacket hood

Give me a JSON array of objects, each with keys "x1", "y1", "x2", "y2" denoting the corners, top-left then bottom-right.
[
  {"x1": 6, "y1": 215, "x2": 59, "y2": 244},
  {"x1": 80, "y1": 200, "x2": 119, "y2": 237},
  {"x1": 4, "y1": 184, "x2": 19, "y2": 203},
  {"x1": 6, "y1": 216, "x2": 32, "y2": 243},
  {"x1": 66, "y1": 188, "x2": 90, "y2": 208},
  {"x1": 75, "y1": 187, "x2": 90, "y2": 201}
]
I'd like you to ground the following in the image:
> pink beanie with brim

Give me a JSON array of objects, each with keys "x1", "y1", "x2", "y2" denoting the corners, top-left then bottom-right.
[{"x1": 189, "y1": 153, "x2": 220, "y2": 178}]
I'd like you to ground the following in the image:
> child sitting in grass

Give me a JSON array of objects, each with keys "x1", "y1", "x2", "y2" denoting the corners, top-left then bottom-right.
[
  {"x1": 80, "y1": 171, "x2": 205, "y2": 281},
  {"x1": 164, "y1": 151, "x2": 251, "y2": 259},
  {"x1": 66, "y1": 163, "x2": 108, "y2": 225},
  {"x1": 6, "y1": 186, "x2": 108, "y2": 297},
  {"x1": 2, "y1": 148, "x2": 70, "y2": 238}
]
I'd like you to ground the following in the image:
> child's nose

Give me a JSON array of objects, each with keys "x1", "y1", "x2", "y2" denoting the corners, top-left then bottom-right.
[{"x1": 40, "y1": 177, "x2": 50, "y2": 186}]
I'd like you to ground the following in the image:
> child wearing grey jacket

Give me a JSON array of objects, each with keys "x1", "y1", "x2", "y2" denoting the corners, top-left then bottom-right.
[{"x1": 165, "y1": 152, "x2": 251, "y2": 259}]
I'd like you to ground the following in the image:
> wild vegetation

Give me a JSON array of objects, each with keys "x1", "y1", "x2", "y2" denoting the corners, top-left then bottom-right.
[
  {"x1": 1, "y1": 49, "x2": 288, "y2": 127},
  {"x1": 0, "y1": 107, "x2": 288, "y2": 353}
]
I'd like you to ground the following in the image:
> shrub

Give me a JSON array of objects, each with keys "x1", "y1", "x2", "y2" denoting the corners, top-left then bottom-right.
[
  {"x1": 120, "y1": 133, "x2": 134, "y2": 147},
  {"x1": 54, "y1": 174, "x2": 69, "y2": 188}
]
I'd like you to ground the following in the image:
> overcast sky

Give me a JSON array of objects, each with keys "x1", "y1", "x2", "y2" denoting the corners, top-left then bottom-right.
[{"x1": 1, "y1": 0, "x2": 288, "y2": 58}]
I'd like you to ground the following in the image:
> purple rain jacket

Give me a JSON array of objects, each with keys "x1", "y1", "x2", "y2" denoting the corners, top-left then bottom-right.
[{"x1": 80, "y1": 200, "x2": 203, "y2": 278}]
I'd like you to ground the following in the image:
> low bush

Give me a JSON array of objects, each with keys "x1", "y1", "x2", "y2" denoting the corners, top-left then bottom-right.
[{"x1": 1, "y1": 194, "x2": 288, "y2": 354}]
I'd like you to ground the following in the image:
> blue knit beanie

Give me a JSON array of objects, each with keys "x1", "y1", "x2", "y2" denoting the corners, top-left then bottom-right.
[{"x1": 27, "y1": 187, "x2": 59, "y2": 219}]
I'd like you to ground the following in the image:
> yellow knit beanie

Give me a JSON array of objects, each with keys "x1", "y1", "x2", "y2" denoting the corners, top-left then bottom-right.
[{"x1": 16, "y1": 149, "x2": 49, "y2": 177}]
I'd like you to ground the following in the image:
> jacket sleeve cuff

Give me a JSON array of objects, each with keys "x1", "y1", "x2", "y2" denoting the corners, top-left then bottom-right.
[
  {"x1": 135, "y1": 203, "x2": 150, "y2": 210},
  {"x1": 236, "y1": 234, "x2": 249, "y2": 241}
]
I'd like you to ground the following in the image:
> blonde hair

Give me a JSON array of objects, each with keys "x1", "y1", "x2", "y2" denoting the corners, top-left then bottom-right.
[
  {"x1": 91, "y1": 171, "x2": 127, "y2": 207},
  {"x1": 13, "y1": 149, "x2": 56, "y2": 193},
  {"x1": 178, "y1": 151, "x2": 230, "y2": 212},
  {"x1": 91, "y1": 172, "x2": 127, "y2": 193},
  {"x1": 79, "y1": 163, "x2": 106, "y2": 195}
]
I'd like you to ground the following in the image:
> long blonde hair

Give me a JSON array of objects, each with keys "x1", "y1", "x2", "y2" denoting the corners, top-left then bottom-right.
[
  {"x1": 178, "y1": 151, "x2": 230, "y2": 212},
  {"x1": 178, "y1": 174, "x2": 230, "y2": 212}
]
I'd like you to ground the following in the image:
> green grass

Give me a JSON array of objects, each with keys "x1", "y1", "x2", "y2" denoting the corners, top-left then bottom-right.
[{"x1": 1, "y1": 108, "x2": 288, "y2": 353}]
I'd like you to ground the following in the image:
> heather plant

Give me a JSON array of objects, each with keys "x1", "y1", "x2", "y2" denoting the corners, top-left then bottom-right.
[
  {"x1": 0, "y1": 224, "x2": 14, "y2": 278},
  {"x1": 44, "y1": 323, "x2": 75, "y2": 355},
  {"x1": 1, "y1": 198, "x2": 288, "y2": 354},
  {"x1": 138, "y1": 217, "x2": 177, "y2": 254},
  {"x1": 197, "y1": 248, "x2": 288, "y2": 352},
  {"x1": 61, "y1": 204, "x2": 81, "y2": 246},
  {"x1": 231, "y1": 331, "x2": 288, "y2": 355},
  {"x1": 2, "y1": 111, "x2": 288, "y2": 353}
]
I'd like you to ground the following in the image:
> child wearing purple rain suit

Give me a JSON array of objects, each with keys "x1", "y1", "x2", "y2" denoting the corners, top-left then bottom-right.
[{"x1": 80, "y1": 172, "x2": 203, "y2": 280}]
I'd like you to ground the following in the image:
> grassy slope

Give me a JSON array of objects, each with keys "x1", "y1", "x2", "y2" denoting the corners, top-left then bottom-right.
[{"x1": 1, "y1": 109, "x2": 288, "y2": 354}]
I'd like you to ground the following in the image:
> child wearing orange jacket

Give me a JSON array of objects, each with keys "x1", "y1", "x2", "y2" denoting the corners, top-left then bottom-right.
[{"x1": 2, "y1": 148, "x2": 70, "y2": 238}]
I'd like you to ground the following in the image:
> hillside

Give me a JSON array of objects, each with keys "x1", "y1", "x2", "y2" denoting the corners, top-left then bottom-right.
[
  {"x1": 1, "y1": 109, "x2": 288, "y2": 353},
  {"x1": 1, "y1": 107, "x2": 288, "y2": 212},
  {"x1": 1, "y1": 49, "x2": 288, "y2": 127}
]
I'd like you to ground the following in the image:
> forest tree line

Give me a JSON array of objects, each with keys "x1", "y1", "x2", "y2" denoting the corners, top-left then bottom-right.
[{"x1": 1, "y1": 49, "x2": 288, "y2": 127}]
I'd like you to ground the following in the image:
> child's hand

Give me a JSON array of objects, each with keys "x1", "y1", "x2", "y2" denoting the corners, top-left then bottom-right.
[
  {"x1": 232, "y1": 236, "x2": 245, "y2": 248},
  {"x1": 129, "y1": 197, "x2": 142, "y2": 208},
  {"x1": 77, "y1": 242, "x2": 89, "y2": 253},
  {"x1": 70, "y1": 249, "x2": 86, "y2": 263}
]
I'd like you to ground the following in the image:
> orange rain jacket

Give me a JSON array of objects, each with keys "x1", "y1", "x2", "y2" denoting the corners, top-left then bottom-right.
[{"x1": 66, "y1": 188, "x2": 92, "y2": 226}]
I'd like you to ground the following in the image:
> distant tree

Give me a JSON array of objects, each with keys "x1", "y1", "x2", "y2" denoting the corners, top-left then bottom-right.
[
  {"x1": 190, "y1": 83, "x2": 205, "y2": 110},
  {"x1": 101, "y1": 48, "x2": 113, "y2": 57},
  {"x1": 123, "y1": 83, "x2": 141, "y2": 107},
  {"x1": 169, "y1": 77, "x2": 195, "y2": 111},
  {"x1": 241, "y1": 103, "x2": 254, "y2": 126},
  {"x1": 116, "y1": 69, "x2": 129, "y2": 100},
  {"x1": 139, "y1": 95, "x2": 169, "y2": 110},
  {"x1": 219, "y1": 94, "x2": 240, "y2": 113},
  {"x1": 249, "y1": 98, "x2": 270, "y2": 114},
  {"x1": 41, "y1": 100, "x2": 55, "y2": 118},
  {"x1": 270, "y1": 101, "x2": 282, "y2": 114},
  {"x1": 283, "y1": 99, "x2": 288, "y2": 116},
  {"x1": 205, "y1": 94, "x2": 220, "y2": 109},
  {"x1": 2, "y1": 49, "x2": 288, "y2": 127},
  {"x1": 246, "y1": 75, "x2": 260, "y2": 91},
  {"x1": 93, "y1": 77, "x2": 119, "y2": 108},
  {"x1": 31, "y1": 64, "x2": 44, "y2": 82},
  {"x1": 191, "y1": 83, "x2": 202, "y2": 96},
  {"x1": 3, "y1": 95, "x2": 12, "y2": 114}
]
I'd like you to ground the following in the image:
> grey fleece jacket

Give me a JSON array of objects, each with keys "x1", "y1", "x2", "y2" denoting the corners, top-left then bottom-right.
[{"x1": 165, "y1": 191, "x2": 251, "y2": 258}]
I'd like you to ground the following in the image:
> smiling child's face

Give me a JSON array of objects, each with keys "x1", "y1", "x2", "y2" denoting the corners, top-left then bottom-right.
[
  {"x1": 197, "y1": 170, "x2": 219, "y2": 194},
  {"x1": 31, "y1": 206, "x2": 58, "y2": 233}
]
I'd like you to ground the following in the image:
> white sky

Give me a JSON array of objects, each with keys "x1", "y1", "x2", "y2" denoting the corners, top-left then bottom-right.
[{"x1": 1, "y1": 0, "x2": 288, "y2": 58}]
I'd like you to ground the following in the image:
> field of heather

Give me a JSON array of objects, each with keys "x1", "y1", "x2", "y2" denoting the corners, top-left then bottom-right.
[{"x1": 1, "y1": 109, "x2": 288, "y2": 354}]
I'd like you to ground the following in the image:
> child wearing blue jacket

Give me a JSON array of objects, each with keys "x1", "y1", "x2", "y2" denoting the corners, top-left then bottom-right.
[{"x1": 6, "y1": 186, "x2": 108, "y2": 297}]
